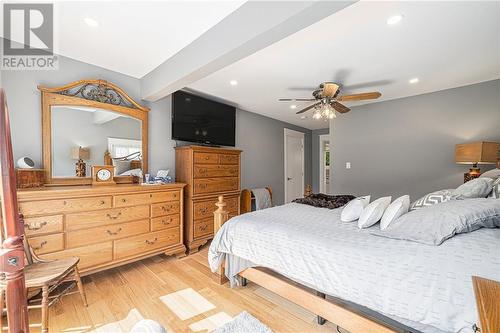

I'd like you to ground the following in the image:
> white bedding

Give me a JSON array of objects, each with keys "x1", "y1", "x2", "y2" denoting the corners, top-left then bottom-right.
[{"x1": 208, "y1": 203, "x2": 500, "y2": 333}]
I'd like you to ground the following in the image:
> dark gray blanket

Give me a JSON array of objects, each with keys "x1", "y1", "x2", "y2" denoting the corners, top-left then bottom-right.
[{"x1": 292, "y1": 193, "x2": 355, "y2": 210}]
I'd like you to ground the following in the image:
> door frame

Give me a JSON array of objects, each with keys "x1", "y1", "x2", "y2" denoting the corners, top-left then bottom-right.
[
  {"x1": 319, "y1": 134, "x2": 330, "y2": 194},
  {"x1": 284, "y1": 128, "x2": 305, "y2": 203}
]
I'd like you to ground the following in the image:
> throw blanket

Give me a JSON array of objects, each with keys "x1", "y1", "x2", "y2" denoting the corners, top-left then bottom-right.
[
  {"x1": 292, "y1": 193, "x2": 355, "y2": 209},
  {"x1": 252, "y1": 188, "x2": 272, "y2": 210}
]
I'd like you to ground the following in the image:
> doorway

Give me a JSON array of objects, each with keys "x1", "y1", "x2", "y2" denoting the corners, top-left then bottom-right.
[
  {"x1": 284, "y1": 128, "x2": 305, "y2": 203},
  {"x1": 319, "y1": 134, "x2": 330, "y2": 194}
]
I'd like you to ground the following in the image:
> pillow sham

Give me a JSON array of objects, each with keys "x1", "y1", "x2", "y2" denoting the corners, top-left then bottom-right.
[
  {"x1": 372, "y1": 198, "x2": 500, "y2": 245},
  {"x1": 480, "y1": 168, "x2": 500, "y2": 179},
  {"x1": 380, "y1": 195, "x2": 410, "y2": 230},
  {"x1": 451, "y1": 178, "x2": 493, "y2": 199},
  {"x1": 488, "y1": 176, "x2": 500, "y2": 199},
  {"x1": 410, "y1": 189, "x2": 452, "y2": 211},
  {"x1": 358, "y1": 196, "x2": 391, "y2": 229},
  {"x1": 341, "y1": 196, "x2": 371, "y2": 222}
]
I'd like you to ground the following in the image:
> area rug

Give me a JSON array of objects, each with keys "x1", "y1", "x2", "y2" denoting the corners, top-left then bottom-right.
[{"x1": 214, "y1": 311, "x2": 273, "y2": 333}]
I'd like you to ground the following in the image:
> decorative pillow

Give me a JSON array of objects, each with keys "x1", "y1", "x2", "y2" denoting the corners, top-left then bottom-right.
[
  {"x1": 341, "y1": 196, "x2": 371, "y2": 222},
  {"x1": 488, "y1": 177, "x2": 500, "y2": 198},
  {"x1": 451, "y1": 178, "x2": 494, "y2": 199},
  {"x1": 480, "y1": 168, "x2": 500, "y2": 179},
  {"x1": 358, "y1": 196, "x2": 391, "y2": 229},
  {"x1": 372, "y1": 198, "x2": 500, "y2": 245},
  {"x1": 113, "y1": 159, "x2": 132, "y2": 175},
  {"x1": 380, "y1": 195, "x2": 410, "y2": 230},
  {"x1": 410, "y1": 189, "x2": 452, "y2": 211}
]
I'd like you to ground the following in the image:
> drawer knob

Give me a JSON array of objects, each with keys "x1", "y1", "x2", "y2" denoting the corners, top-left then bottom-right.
[
  {"x1": 161, "y1": 218, "x2": 172, "y2": 225},
  {"x1": 24, "y1": 221, "x2": 48, "y2": 231},
  {"x1": 199, "y1": 207, "x2": 208, "y2": 214},
  {"x1": 150, "y1": 194, "x2": 153, "y2": 198},
  {"x1": 205, "y1": 156, "x2": 210, "y2": 160},
  {"x1": 100, "y1": 200, "x2": 106, "y2": 205},
  {"x1": 121, "y1": 199, "x2": 126, "y2": 203},
  {"x1": 200, "y1": 224, "x2": 207, "y2": 231},
  {"x1": 106, "y1": 212, "x2": 122, "y2": 220},
  {"x1": 106, "y1": 228, "x2": 122, "y2": 236},
  {"x1": 33, "y1": 241, "x2": 47, "y2": 251},
  {"x1": 145, "y1": 238, "x2": 158, "y2": 245}
]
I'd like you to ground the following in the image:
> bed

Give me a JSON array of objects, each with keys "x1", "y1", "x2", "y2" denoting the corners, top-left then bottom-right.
[{"x1": 209, "y1": 199, "x2": 500, "y2": 333}]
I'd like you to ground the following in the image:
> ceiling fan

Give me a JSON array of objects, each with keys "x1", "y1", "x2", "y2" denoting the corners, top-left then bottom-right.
[{"x1": 278, "y1": 82, "x2": 381, "y2": 120}]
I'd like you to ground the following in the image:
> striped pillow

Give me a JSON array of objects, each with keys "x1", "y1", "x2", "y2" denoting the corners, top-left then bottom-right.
[
  {"x1": 487, "y1": 177, "x2": 500, "y2": 198},
  {"x1": 410, "y1": 189, "x2": 452, "y2": 210}
]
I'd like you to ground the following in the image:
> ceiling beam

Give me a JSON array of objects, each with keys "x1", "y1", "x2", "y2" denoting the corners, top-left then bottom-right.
[{"x1": 140, "y1": 1, "x2": 356, "y2": 102}]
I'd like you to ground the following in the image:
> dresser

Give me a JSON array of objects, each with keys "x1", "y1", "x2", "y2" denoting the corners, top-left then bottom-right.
[
  {"x1": 13, "y1": 183, "x2": 186, "y2": 275},
  {"x1": 175, "y1": 145, "x2": 241, "y2": 253}
]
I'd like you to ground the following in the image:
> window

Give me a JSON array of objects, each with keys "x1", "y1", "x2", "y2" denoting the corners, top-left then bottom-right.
[{"x1": 108, "y1": 137, "x2": 141, "y2": 159}]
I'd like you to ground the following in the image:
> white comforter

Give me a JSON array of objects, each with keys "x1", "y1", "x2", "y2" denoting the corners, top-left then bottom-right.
[{"x1": 208, "y1": 203, "x2": 500, "y2": 333}]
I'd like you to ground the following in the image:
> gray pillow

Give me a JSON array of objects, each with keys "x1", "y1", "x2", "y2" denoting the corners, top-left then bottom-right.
[
  {"x1": 410, "y1": 189, "x2": 452, "y2": 210},
  {"x1": 480, "y1": 168, "x2": 500, "y2": 179},
  {"x1": 451, "y1": 178, "x2": 493, "y2": 199},
  {"x1": 372, "y1": 198, "x2": 500, "y2": 245}
]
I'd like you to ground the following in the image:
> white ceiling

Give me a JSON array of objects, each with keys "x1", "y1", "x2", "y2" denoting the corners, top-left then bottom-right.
[
  {"x1": 1, "y1": 1, "x2": 244, "y2": 78},
  {"x1": 189, "y1": 1, "x2": 500, "y2": 129}
]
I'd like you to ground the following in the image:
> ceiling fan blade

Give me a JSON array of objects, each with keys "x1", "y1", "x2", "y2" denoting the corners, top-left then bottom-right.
[
  {"x1": 337, "y1": 92, "x2": 381, "y2": 102},
  {"x1": 296, "y1": 102, "x2": 320, "y2": 114},
  {"x1": 278, "y1": 98, "x2": 316, "y2": 102},
  {"x1": 331, "y1": 101, "x2": 350, "y2": 114}
]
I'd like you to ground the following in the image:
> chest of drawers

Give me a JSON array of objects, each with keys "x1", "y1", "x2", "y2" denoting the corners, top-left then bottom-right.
[
  {"x1": 14, "y1": 183, "x2": 186, "y2": 275},
  {"x1": 175, "y1": 146, "x2": 241, "y2": 253}
]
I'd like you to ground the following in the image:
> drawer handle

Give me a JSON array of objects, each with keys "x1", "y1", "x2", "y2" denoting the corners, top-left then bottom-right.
[
  {"x1": 161, "y1": 218, "x2": 172, "y2": 225},
  {"x1": 106, "y1": 228, "x2": 122, "y2": 236},
  {"x1": 150, "y1": 194, "x2": 153, "y2": 198},
  {"x1": 199, "y1": 168, "x2": 207, "y2": 173},
  {"x1": 106, "y1": 212, "x2": 122, "y2": 220},
  {"x1": 33, "y1": 241, "x2": 47, "y2": 251},
  {"x1": 199, "y1": 207, "x2": 208, "y2": 214},
  {"x1": 24, "y1": 221, "x2": 48, "y2": 231},
  {"x1": 100, "y1": 200, "x2": 106, "y2": 205},
  {"x1": 199, "y1": 184, "x2": 207, "y2": 189},
  {"x1": 199, "y1": 224, "x2": 207, "y2": 231},
  {"x1": 161, "y1": 206, "x2": 172, "y2": 212},
  {"x1": 145, "y1": 238, "x2": 158, "y2": 245},
  {"x1": 205, "y1": 156, "x2": 210, "y2": 160}
]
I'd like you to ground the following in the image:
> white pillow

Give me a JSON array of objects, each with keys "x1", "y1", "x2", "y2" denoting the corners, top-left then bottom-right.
[
  {"x1": 358, "y1": 196, "x2": 392, "y2": 229},
  {"x1": 380, "y1": 195, "x2": 410, "y2": 230},
  {"x1": 341, "y1": 196, "x2": 371, "y2": 222}
]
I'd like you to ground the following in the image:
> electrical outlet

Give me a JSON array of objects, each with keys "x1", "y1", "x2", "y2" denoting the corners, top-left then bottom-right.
[{"x1": 346, "y1": 162, "x2": 351, "y2": 169}]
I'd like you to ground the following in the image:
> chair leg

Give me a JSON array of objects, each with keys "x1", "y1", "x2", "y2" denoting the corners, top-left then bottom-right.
[
  {"x1": 0, "y1": 288, "x2": 4, "y2": 331},
  {"x1": 74, "y1": 267, "x2": 88, "y2": 307},
  {"x1": 41, "y1": 285, "x2": 49, "y2": 333}
]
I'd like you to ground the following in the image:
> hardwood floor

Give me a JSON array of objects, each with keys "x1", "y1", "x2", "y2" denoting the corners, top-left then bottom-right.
[{"x1": 31, "y1": 244, "x2": 341, "y2": 332}]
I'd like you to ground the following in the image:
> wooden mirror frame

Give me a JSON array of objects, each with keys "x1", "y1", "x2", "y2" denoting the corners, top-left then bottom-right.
[{"x1": 38, "y1": 79, "x2": 149, "y2": 186}]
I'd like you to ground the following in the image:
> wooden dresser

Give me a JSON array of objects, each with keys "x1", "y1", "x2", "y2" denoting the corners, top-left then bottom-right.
[
  {"x1": 175, "y1": 145, "x2": 241, "y2": 253},
  {"x1": 13, "y1": 183, "x2": 186, "y2": 275}
]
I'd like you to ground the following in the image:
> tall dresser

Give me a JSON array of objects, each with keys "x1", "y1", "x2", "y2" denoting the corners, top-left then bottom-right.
[
  {"x1": 13, "y1": 183, "x2": 186, "y2": 275},
  {"x1": 175, "y1": 145, "x2": 241, "y2": 253}
]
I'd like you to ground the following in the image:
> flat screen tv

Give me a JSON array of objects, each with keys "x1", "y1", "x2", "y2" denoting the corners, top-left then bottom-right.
[{"x1": 172, "y1": 91, "x2": 236, "y2": 147}]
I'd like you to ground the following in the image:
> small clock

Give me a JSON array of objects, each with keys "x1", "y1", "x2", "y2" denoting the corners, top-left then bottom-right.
[{"x1": 91, "y1": 165, "x2": 116, "y2": 186}]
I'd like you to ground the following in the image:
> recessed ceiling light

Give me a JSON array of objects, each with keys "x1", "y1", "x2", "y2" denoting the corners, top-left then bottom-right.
[
  {"x1": 409, "y1": 78, "x2": 419, "y2": 84},
  {"x1": 84, "y1": 17, "x2": 99, "y2": 27},
  {"x1": 387, "y1": 14, "x2": 403, "y2": 25},
  {"x1": 290, "y1": 104, "x2": 297, "y2": 109},
  {"x1": 300, "y1": 115, "x2": 307, "y2": 119},
  {"x1": 229, "y1": 80, "x2": 238, "y2": 86}
]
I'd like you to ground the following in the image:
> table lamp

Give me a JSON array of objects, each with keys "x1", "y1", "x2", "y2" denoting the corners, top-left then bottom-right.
[
  {"x1": 455, "y1": 141, "x2": 499, "y2": 182},
  {"x1": 71, "y1": 146, "x2": 90, "y2": 177}
]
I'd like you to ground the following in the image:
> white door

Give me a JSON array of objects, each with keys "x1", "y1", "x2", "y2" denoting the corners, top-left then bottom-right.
[{"x1": 284, "y1": 129, "x2": 304, "y2": 203}]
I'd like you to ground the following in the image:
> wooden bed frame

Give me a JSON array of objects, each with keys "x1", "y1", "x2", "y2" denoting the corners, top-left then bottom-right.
[{"x1": 212, "y1": 195, "x2": 494, "y2": 333}]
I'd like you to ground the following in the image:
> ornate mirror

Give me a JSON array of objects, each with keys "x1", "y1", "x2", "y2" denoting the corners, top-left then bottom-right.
[{"x1": 39, "y1": 79, "x2": 149, "y2": 186}]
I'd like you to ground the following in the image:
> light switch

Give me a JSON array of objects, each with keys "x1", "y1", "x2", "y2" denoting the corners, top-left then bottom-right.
[{"x1": 346, "y1": 162, "x2": 351, "y2": 169}]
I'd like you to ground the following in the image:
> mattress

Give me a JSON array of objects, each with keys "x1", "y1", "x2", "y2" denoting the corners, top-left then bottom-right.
[{"x1": 208, "y1": 203, "x2": 500, "y2": 333}]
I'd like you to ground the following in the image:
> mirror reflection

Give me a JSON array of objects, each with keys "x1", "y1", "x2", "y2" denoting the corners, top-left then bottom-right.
[{"x1": 51, "y1": 106, "x2": 142, "y2": 178}]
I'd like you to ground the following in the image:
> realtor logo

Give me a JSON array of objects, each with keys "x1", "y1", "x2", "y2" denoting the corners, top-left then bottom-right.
[{"x1": 2, "y1": 3, "x2": 58, "y2": 70}]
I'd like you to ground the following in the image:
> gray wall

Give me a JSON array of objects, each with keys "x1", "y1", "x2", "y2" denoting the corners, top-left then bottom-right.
[
  {"x1": 311, "y1": 128, "x2": 329, "y2": 193},
  {"x1": 330, "y1": 79, "x2": 500, "y2": 201},
  {"x1": 1, "y1": 51, "x2": 311, "y2": 205}
]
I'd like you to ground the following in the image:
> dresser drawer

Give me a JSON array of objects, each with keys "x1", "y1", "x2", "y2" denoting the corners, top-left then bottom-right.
[
  {"x1": 193, "y1": 177, "x2": 239, "y2": 195},
  {"x1": 193, "y1": 218, "x2": 214, "y2": 238},
  {"x1": 114, "y1": 191, "x2": 179, "y2": 207},
  {"x1": 193, "y1": 196, "x2": 238, "y2": 220},
  {"x1": 23, "y1": 215, "x2": 63, "y2": 236},
  {"x1": 193, "y1": 165, "x2": 239, "y2": 178},
  {"x1": 67, "y1": 219, "x2": 150, "y2": 248},
  {"x1": 28, "y1": 233, "x2": 64, "y2": 255},
  {"x1": 151, "y1": 215, "x2": 180, "y2": 231},
  {"x1": 219, "y1": 154, "x2": 239, "y2": 165},
  {"x1": 66, "y1": 205, "x2": 150, "y2": 231},
  {"x1": 41, "y1": 242, "x2": 113, "y2": 270},
  {"x1": 151, "y1": 202, "x2": 180, "y2": 218},
  {"x1": 20, "y1": 196, "x2": 111, "y2": 216},
  {"x1": 114, "y1": 228, "x2": 180, "y2": 260},
  {"x1": 194, "y1": 152, "x2": 219, "y2": 164}
]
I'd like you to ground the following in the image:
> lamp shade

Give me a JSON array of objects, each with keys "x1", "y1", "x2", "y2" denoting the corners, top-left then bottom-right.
[
  {"x1": 455, "y1": 141, "x2": 499, "y2": 164},
  {"x1": 71, "y1": 146, "x2": 90, "y2": 160}
]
